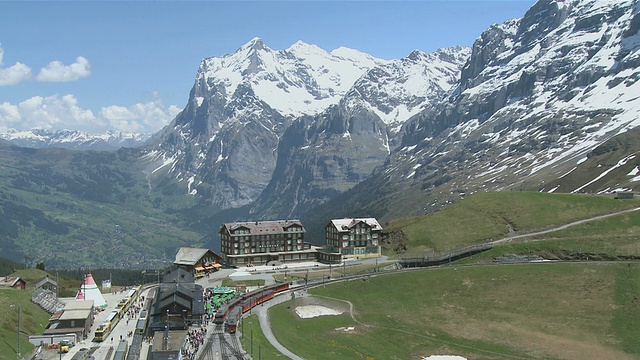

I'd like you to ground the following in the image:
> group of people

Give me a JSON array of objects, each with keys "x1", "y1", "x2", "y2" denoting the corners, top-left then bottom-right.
[
  {"x1": 125, "y1": 295, "x2": 145, "y2": 326},
  {"x1": 181, "y1": 326, "x2": 208, "y2": 360}
]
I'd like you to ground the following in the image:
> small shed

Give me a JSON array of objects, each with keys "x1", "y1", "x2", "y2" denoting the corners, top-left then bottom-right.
[
  {"x1": 614, "y1": 191, "x2": 635, "y2": 199},
  {"x1": 0, "y1": 276, "x2": 26, "y2": 290}
]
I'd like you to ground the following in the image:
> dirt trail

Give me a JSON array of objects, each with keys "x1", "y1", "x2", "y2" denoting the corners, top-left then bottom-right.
[{"x1": 490, "y1": 206, "x2": 640, "y2": 245}]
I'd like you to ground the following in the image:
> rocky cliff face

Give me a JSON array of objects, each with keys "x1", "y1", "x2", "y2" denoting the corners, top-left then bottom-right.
[
  {"x1": 145, "y1": 0, "x2": 640, "y2": 227},
  {"x1": 315, "y1": 0, "x2": 640, "y2": 224},
  {"x1": 143, "y1": 38, "x2": 386, "y2": 209},
  {"x1": 248, "y1": 47, "x2": 470, "y2": 218},
  {"x1": 143, "y1": 38, "x2": 469, "y2": 213}
]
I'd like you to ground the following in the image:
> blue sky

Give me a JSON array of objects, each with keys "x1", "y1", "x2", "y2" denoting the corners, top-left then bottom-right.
[{"x1": 0, "y1": 1, "x2": 535, "y2": 134}]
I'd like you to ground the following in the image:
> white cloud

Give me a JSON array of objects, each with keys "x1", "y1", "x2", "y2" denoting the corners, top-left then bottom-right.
[
  {"x1": 100, "y1": 99, "x2": 181, "y2": 133},
  {"x1": 0, "y1": 62, "x2": 33, "y2": 86},
  {"x1": 0, "y1": 102, "x2": 21, "y2": 132},
  {"x1": 17, "y1": 94, "x2": 98, "y2": 130},
  {"x1": 0, "y1": 44, "x2": 33, "y2": 85},
  {"x1": 36, "y1": 56, "x2": 91, "y2": 82},
  {"x1": 0, "y1": 94, "x2": 179, "y2": 134}
]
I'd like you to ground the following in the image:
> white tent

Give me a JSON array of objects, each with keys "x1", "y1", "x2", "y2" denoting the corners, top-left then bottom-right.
[{"x1": 75, "y1": 273, "x2": 107, "y2": 308}]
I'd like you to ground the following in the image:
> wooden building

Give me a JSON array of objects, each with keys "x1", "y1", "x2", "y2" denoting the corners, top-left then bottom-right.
[
  {"x1": 324, "y1": 218, "x2": 382, "y2": 261},
  {"x1": 173, "y1": 247, "x2": 223, "y2": 279},
  {"x1": 615, "y1": 191, "x2": 635, "y2": 199},
  {"x1": 35, "y1": 276, "x2": 58, "y2": 292},
  {"x1": 0, "y1": 276, "x2": 26, "y2": 290},
  {"x1": 219, "y1": 220, "x2": 318, "y2": 267}
]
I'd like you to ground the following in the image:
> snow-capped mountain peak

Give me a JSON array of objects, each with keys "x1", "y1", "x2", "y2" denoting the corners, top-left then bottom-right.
[
  {"x1": 195, "y1": 38, "x2": 388, "y2": 118},
  {"x1": 343, "y1": 46, "x2": 471, "y2": 128}
]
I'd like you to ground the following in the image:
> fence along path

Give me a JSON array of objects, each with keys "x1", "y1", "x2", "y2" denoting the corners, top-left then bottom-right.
[{"x1": 399, "y1": 206, "x2": 640, "y2": 268}]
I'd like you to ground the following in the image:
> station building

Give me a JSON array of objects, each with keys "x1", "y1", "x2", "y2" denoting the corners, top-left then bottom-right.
[
  {"x1": 43, "y1": 299, "x2": 94, "y2": 340},
  {"x1": 148, "y1": 268, "x2": 205, "y2": 332}
]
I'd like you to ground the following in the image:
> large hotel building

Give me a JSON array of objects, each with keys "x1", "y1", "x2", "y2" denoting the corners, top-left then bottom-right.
[
  {"x1": 219, "y1": 218, "x2": 382, "y2": 266},
  {"x1": 219, "y1": 220, "x2": 319, "y2": 267}
]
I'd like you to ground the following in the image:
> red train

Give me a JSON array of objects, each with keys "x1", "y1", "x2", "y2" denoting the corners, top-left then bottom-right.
[{"x1": 214, "y1": 282, "x2": 291, "y2": 333}]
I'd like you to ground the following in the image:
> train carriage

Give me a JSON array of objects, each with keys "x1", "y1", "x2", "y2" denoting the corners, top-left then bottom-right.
[
  {"x1": 112, "y1": 339, "x2": 129, "y2": 360},
  {"x1": 94, "y1": 310, "x2": 120, "y2": 342},
  {"x1": 135, "y1": 309, "x2": 148, "y2": 335},
  {"x1": 214, "y1": 282, "x2": 291, "y2": 332}
]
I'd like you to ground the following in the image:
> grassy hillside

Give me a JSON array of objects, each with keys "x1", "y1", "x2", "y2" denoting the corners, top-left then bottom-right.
[
  {"x1": 271, "y1": 262, "x2": 640, "y2": 359},
  {"x1": 0, "y1": 288, "x2": 51, "y2": 359},
  {"x1": 383, "y1": 191, "x2": 640, "y2": 257}
]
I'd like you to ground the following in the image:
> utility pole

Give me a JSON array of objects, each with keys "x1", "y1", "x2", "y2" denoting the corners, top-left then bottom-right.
[{"x1": 17, "y1": 304, "x2": 21, "y2": 359}]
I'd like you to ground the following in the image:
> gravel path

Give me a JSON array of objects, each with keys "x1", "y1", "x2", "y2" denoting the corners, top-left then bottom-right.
[
  {"x1": 490, "y1": 206, "x2": 640, "y2": 245},
  {"x1": 254, "y1": 291, "x2": 305, "y2": 360}
]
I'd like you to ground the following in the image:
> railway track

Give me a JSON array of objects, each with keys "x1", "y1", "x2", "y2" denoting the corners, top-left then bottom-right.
[{"x1": 199, "y1": 324, "x2": 246, "y2": 360}]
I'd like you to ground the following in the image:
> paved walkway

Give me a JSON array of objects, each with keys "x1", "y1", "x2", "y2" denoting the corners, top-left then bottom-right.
[{"x1": 253, "y1": 291, "x2": 306, "y2": 360}]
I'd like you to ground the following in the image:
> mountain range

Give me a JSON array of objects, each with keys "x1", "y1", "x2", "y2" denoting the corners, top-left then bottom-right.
[
  {"x1": 1, "y1": 0, "x2": 639, "y2": 269},
  {"x1": 0, "y1": 129, "x2": 150, "y2": 151}
]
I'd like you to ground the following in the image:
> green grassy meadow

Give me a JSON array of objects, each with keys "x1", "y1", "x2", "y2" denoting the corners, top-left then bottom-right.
[
  {"x1": 269, "y1": 263, "x2": 640, "y2": 360},
  {"x1": 257, "y1": 192, "x2": 640, "y2": 359},
  {"x1": 384, "y1": 192, "x2": 640, "y2": 257}
]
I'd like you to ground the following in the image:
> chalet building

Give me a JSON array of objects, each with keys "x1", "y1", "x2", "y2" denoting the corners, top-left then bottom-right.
[
  {"x1": 148, "y1": 268, "x2": 204, "y2": 332},
  {"x1": 322, "y1": 218, "x2": 382, "y2": 261},
  {"x1": 173, "y1": 247, "x2": 223, "y2": 279},
  {"x1": 0, "y1": 276, "x2": 26, "y2": 290},
  {"x1": 35, "y1": 276, "x2": 58, "y2": 293},
  {"x1": 219, "y1": 220, "x2": 318, "y2": 267}
]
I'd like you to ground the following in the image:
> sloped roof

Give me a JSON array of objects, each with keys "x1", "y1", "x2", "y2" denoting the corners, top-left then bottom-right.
[
  {"x1": 221, "y1": 220, "x2": 305, "y2": 235},
  {"x1": 329, "y1": 218, "x2": 382, "y2": 232},
  {"x1": 35, "y1": 277, "x2": 58, "y2": 289},
  {"x1": 173, "y1": 247, "x2": 222, "y2": 266},
  {"x1": 0, "y1": 276, "x2": 24, "y2": 287},
  {"x1": 162, "y1": 268, "x2": 195, "y2": 283}
]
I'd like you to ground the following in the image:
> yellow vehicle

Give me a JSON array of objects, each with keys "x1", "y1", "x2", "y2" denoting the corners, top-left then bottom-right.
[{"x1": 60, "y1": 340, "x2": 71, "y2": 353}]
